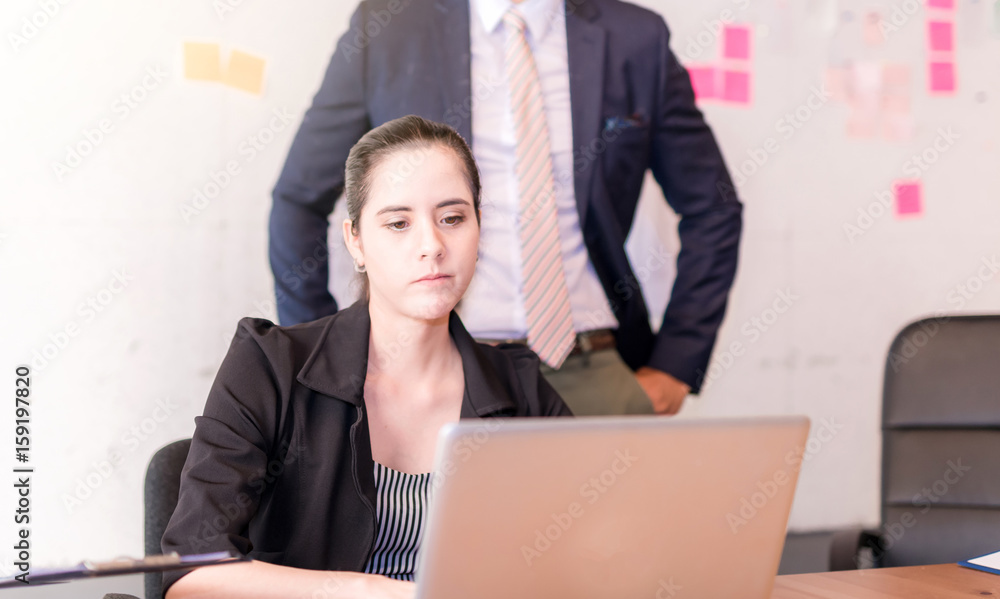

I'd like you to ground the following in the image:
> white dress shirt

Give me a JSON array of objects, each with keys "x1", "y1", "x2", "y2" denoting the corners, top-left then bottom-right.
[{"x1": 458, "y1": 0, "x2": 618, "y2": 339}]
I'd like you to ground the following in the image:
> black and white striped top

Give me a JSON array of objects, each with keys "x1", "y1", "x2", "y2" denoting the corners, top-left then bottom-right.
[{"x1": 363, "y1": 461, "x2": 434, "y2": 581}]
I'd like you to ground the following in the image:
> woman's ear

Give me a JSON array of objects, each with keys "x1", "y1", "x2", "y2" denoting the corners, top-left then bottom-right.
[{"x1": 342, "y1": 218, "x2": 364, "y2": 267}]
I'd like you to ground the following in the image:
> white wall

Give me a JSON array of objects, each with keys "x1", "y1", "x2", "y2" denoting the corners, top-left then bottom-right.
[{"x1": 1, "y1": 0, "x2": 998, "y2": 575}]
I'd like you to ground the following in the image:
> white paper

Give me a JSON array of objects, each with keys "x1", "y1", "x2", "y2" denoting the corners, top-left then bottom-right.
[{"x1": 969, "y1": 550, "x2": 1000, "y2": 570}]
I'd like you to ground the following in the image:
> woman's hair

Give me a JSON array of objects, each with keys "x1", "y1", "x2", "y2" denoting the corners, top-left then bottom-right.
[
  {"x1": 345, "y1": 115, "x2": 481, "y2": 231},
  {"x1": 344, "y1": 115, "x2": 482, "y2": 297}
]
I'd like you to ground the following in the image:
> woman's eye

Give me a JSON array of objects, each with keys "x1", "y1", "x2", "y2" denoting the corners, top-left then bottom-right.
[
  {"x1": 442, "y1": 214, "x2": 465, "y2": 225},
  {"x1": 386, "y1": 221, "x2": 408, "y2": 231}
]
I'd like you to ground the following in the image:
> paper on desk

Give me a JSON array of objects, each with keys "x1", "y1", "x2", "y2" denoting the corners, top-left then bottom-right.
[{"x1": 968, "y1": 550, "x2": 1000, "y2": 570}]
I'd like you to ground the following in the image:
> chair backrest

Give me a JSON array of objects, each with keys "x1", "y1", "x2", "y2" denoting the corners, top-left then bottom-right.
[
  {"x1": 144, "y1": 439, "x2": 191, "y2": 599},
  {"x1": 880, "y1": 315, "x2": 1000, "y2": 567}
]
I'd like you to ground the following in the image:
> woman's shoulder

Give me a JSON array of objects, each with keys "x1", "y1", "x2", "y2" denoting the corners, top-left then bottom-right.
[
  {"x1": 210, "y1": 315, "x2": 331, "y2": 397},
  {"x1": 222, "y1": 302, "x2": 371, "y2": 397},
  {"x1": 232, "y1": 314, "x2": 332, "y2": 348},
  {"x1": 225, "y1": 315, "x2": 331, "y2": 367},
  {"x1": 229, "y1": 302, "x2": 366, "y2": 363}
]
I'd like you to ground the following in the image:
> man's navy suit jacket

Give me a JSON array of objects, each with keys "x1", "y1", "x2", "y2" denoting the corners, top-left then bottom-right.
[{"x1": 269, "y1": 0, "x2": 743, "y2": 393}]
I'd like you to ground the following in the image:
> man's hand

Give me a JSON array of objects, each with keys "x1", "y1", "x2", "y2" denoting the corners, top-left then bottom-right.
[{"x1": 635, "y1": 367, "x2": 691, "y2": 415}]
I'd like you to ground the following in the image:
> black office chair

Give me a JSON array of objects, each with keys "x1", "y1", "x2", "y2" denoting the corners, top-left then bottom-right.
[
  {"x1": 102, "y1": 439, "x2": 191, "y2": 599},
  {"x1": 831, "y1": 315, "x2": 1000, "y2": 569},
  {"x1": 144, "y1": 439, "x2": 192, "y2": 599}
]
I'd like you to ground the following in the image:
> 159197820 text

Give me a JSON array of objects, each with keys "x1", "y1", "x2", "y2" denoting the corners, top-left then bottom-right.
[{"x1": 12, "y1": 365, "x2": 33, "y2": 584}]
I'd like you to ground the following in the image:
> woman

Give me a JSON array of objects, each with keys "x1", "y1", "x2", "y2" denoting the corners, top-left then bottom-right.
[{"x1": 162, "y1": 115, "x2": 571, "y2": 599}]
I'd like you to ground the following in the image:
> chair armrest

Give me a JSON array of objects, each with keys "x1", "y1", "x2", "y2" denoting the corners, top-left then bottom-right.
[{"x1": 829, "y1": 528, "x2": 882, "y2": 570}]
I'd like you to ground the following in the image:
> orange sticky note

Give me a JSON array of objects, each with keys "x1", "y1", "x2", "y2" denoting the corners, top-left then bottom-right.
[
  {"x1": 184, "y1": 42, "x2": 222, "y2": 82},
  {"x1": 223, "y1": 50, "x2": 266, "y2": 94},
  {"x1": 881, "y1": 93, "x2": 911, "y2": 113},
  {"x1": 863, "y1": 11, "x2": 884, "y2": 46},
  {"x1": 846, "y1": 107, "x2": 878, "y2": 138},
  {"x1": 824, "y1": 67, "x2": 849, "y2": 102},
  {"x1": 882, "y1": 64, "x2": 910, "y2": 89},
  {"x1": 882, "y1": 112, "x2": 915, "y2": 142}
]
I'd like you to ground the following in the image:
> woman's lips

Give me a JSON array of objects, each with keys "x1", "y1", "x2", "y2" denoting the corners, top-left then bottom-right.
[{"x1": 414, "y1": 274, "x2": 451, "y2": 284}]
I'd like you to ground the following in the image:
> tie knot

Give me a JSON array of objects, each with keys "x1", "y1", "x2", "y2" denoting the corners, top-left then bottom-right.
[{"x1": 503, "y1": 8, "x2": 527, "y2": 34}]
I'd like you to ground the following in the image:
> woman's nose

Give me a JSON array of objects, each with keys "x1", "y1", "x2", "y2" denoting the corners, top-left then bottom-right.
[{"x1": 418, "y1": 222, "x2": 445, "y2": 259}]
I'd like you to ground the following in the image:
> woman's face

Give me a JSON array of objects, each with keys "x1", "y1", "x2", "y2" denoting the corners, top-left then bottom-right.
[{"x1": 344, "y1": 144, "x2": 480, "y2": 323}]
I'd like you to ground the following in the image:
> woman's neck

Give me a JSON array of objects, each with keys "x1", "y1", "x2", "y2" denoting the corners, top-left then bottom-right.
[{"x1": 366, "y1": 299, "x2": 457, "y2": 381}]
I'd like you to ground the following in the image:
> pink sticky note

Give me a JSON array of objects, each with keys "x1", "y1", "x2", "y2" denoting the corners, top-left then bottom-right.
[
  {"x1": 927, "y1": 20, "x2": 954, "y2": 52},
  {"x1": 688, "y1": 65, "x2": 717, "y2": 100},
  {"x1": 927, "y1": 0, "x2": 954, "y2": 9},
  {"x1": 928, "y1": 61, "x2": 956, "y2": 93},
  {"x1": 721, "y1": 70, "x2": 751, "y2": 104},
  {"x1": 722, "y1": 25, "x2": 752, "y2": 60},
  {"x1": 894, "y1": 181, "x2": 923, "y2": 217}
]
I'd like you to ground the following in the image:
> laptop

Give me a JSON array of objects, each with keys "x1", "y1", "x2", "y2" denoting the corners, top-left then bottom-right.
[{"x1": 416, "y1": 415, "x2": 810, "y2": 599}]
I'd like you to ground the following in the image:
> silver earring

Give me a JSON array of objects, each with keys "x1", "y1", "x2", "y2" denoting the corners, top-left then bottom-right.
[{"x1": 353, "y1": 259, "x2": 366, "y2": 273}]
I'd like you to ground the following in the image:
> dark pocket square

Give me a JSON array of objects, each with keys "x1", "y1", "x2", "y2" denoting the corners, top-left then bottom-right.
[{"x1": 604, "y1": 114, "x2": 647, "y2": 132}]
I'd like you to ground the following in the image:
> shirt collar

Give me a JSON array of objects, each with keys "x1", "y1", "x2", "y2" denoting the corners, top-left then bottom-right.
[
  {"x1": 296, "y1": 300, "x2": 519, "y2": 417},
  {"x1": 472, "y1": 0, "x2": 563, "y2": 40}
]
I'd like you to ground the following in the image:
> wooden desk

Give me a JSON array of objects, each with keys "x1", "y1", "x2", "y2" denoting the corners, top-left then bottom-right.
[{"x1": 772, "y1": 564, "x2": 1000, "y2": 598}]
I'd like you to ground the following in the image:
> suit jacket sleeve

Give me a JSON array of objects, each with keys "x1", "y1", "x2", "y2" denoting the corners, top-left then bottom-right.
[
  {"x1": 160, "y1": 319, "x2": 284, "y2": 594},
  {"x1": 645, "y1": 18, "x2": 743, "y2": 393},
  {"x1": 269, "y1": 2, "x2": 373, "y2": 326}
]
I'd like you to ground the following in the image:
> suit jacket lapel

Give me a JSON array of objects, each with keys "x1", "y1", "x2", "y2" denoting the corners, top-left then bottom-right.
[
  {"x1": 434, "y1": 0, "x2": 473, "y2": 144},
  {"x1": 565, "y1": 0, "x2": 604, "y2": 226}
]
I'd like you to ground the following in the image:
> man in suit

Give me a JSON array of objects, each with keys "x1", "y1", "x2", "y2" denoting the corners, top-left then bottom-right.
[{"x1": 268, "y1": 0, "x2": 743, "y2": 415}]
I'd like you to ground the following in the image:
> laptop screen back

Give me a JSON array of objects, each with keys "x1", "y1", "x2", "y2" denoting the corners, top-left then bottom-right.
[{"x1": 417, "y1": 415, "x2": 810, "y2": 599}]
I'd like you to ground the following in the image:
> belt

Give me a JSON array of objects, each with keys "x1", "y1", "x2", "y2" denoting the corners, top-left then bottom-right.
[{"x1": 476, "y1": 329, "x2": 616, "y2": 357}]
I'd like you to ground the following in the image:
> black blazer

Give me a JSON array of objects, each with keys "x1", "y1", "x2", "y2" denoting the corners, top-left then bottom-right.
[
  {"x1": 269, "y1": 0, "x2": 743, "y2": 392},
  {"x1": 160, "y1": 301, "x2": 570, "y2": 594}
]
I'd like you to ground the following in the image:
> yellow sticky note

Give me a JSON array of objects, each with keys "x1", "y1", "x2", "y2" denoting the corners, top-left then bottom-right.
[
  {"x1": 184, "y1": 42, "x2": 222, "y2": 82},
  {"x1": 223, "y1": 50, "x2": 266, "y2": 95}
]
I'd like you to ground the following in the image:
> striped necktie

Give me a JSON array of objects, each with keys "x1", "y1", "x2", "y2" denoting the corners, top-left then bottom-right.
[{"x1": 503, "y1": 8, "x2": 576, "y2": 369}]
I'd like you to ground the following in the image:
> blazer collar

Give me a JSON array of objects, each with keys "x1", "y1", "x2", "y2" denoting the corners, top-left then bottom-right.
[{"x1": 296, "y1": 300, "x2": 519, "y2": 417}]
